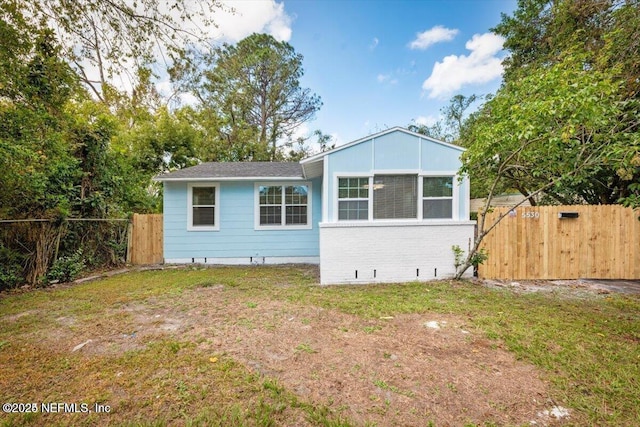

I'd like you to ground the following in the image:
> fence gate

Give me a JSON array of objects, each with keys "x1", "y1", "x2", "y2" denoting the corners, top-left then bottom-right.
[
  {"x1": 128, "y1": 214, "x2": 163, "y2": 265},
  {"x1": 478, "y1": 205, "x2": 640, "y2": 280}
]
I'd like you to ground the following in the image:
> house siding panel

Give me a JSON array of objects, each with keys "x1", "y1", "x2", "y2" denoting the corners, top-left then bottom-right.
[
  {"x1": 327, "y1": 140, "x2": 373, "y2": 174},
  {"x1": 420, "y1": 139, "x2": 461, "y2": 171},
  {"x1": 163, "y1": 179, "x2": 321, "y2": 262},
  {"x1": 373, "y1": 133, "x2": 420, "y2": 170},
  {"x1": 319, "y1": 222, "x2": 475, "y2": 284}
]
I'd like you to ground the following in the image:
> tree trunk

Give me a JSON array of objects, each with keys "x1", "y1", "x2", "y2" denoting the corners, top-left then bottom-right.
[{"x1": 25, "y1": 222, "x2": 60, "y2": 285}]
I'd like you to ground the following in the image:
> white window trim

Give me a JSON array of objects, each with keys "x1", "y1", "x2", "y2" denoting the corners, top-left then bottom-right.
[
  {"x1": 254, "y1": 182, "x2": 313, "y2": 230},
  {"x1": 187, "y1": 183, "x2": 220, "y2": 231},
  {"x1": 333, "y1": 172, "x2": 459, "y2": 222},
  {"x1": 333, "y1": 174, "x2": 371, "y2": 222}
]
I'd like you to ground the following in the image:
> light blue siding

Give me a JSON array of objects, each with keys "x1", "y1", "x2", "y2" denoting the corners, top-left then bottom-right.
[
  {"x1": 163, "y1": 179, "x2": 321, "y2": 260},
  {"x1": 373, "y1": 132, "x2": 420, "y2": 170},
  {"x1": 420, "y1": 139, "x2": 461, "y2": 171},
  {"x1": 325, "y1": 129, "x2": 466, "y2": 221},
  {"x1": 327, "y1": 139, "x2": 372, "y2": 173}
]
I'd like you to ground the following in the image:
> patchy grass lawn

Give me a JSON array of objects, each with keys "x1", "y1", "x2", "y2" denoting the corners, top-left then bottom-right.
[{"x1": 0, "y1": 266, "x2": 639, "y2": 426}]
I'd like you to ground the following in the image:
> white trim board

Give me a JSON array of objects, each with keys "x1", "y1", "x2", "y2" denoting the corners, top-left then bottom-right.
[
  {"x1": 156, "y1": 176, "x2": 305, "y2": 182},
  {"x1": 165, "y1": 257, "x2": 320, "y2": 265}
]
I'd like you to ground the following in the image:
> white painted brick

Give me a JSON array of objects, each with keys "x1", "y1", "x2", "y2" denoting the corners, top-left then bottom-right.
[{"x1": 319, "y1": 222, "x2": 475, "y2": 285}]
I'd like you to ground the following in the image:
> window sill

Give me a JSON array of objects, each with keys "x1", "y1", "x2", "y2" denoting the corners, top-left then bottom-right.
[
  {"x1": 187, "y1": 226, "x2": 220, "y2": 232},
  {"x1": 254, "y1": 225, "x2": 313, "y2": 231}
]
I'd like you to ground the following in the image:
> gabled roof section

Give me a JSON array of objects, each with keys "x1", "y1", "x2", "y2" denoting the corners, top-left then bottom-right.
[
  {"x1": 154, "y1": 162, "x2": 304, "y2": 182},
  {"x1": 300, "y1": 126, "x2": 465, "y2": 165}
]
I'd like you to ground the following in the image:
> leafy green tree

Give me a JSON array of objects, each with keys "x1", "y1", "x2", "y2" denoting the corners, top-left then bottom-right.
[
  {"x1": 455, "y1": 52, "x2": 639, "y2": 278},
  {"x1": 0, "y1": 23, "x2": 79, "y2": 219},
  {"x1": 280, "y1": 130, "x2": 336, "y2": 161},
  {"x1": 0, "y1": 15, "x2": 158, "y2": 286},
  {"x1": 0, "y1": 22, "x2": 80, "y2": 284},
  {"x1": 3, "y1": 0, "x2": 222, "y2": 104},
  {"x1": 443, "y1": 94, "x2": 478, "y2": 143},
  {"x1": 115, "y1": 106, "x2": 199, "y2": 175},
  {"x1": 495, "y1": 0, "x2": 606, "y2": 76},
  {"x1": 600, "y1": 1, "x2": 640, "y2": 100},
  {"x1": 66, "y1": 101, "x2": 159, "y2": 217},
  {"x1": 491, "y1": 0, "x2": 640, "y2": 208},
  {"x1": 410, "y1": 94, "x2": 478, "y2": 143},
  {"x1": 494, "y1": 0, "x2": 640, "y2": 101},
  {"x1": 187, "y1": 106, "x2": 273, "y2": 162},
  {"x1": 408, "y1": 120, "x2": 451, "y2": 142},
  {"x1": 182, "y1": 33, "x2": 322, "y2": 160}
]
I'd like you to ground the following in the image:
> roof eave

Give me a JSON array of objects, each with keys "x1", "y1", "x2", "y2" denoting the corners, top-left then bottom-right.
[{"x1": 153, "y1": 176, "x2": 306, "y2": 182}]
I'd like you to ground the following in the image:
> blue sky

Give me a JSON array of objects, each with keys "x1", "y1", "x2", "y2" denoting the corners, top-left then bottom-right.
[
  {"x1": 166, "y1": 0, "x2": 518, "y2": 146},
  {"x1": 285, "y1": 0, "x2": 517, "y2": 144}
]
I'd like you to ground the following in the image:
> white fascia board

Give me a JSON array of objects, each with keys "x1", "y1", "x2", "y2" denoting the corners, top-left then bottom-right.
[
  {"x1": 164, "y1": 257, "x2": 320, "y2": 265},
  {"x1": 154, "y1": 176, "x2": 305, "y2": 182}
]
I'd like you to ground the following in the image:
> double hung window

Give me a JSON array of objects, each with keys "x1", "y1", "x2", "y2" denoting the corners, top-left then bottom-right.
[
  {"x1": 188, "y1": 184, "x2": 219, "y2": 230},
  {"x1": 257, "y1": 184, "x2": 311, "y2": 228},
  {"x1": 337, "y1": 178, "x2": 369, "y2": 220},
  {"x1": 423, "y1": 177, "x2": 453, "y2": 219}
]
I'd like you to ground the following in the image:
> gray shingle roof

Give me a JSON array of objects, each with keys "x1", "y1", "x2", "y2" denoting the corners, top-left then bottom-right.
[{"x1": 155, "y1": 162, "x2": 304, "y2": 181}]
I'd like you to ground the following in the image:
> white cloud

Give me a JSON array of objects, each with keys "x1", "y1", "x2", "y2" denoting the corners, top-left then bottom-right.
[
  {"x1": 414, "y1": 115, "x2": 439, "y2": 127},
  {"x1": 176, "y1": 92, "x2": 199, "y2": 107},
  {"x1": 212, "y1": 0, "x2": 293, "y2": 42},
  {"x1": 377, "y1": 73, "x2": 398, "y2": 85},
  {"x1": 290, "y1": 123, "x2": 310, "y2": 141},
  {"x1": 156, "y1": 80, "x2": 173, "y2": 97},
  {"x1": 409, "y1": 26, "x2": 458, "y2": 50},
  {"x1": 156, "y1": 79, "x2": 200, "y2": 106},
  {"x1": 369, "y1": 37, "x2": 379, "y2": 50},
  {"x1": 422, "y1": 33, "x2": 505, "y2": 99}
]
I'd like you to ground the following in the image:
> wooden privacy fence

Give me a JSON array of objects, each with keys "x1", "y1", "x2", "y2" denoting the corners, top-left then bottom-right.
[
  {"x1": 478, "y1": 205, "x2": 640, "y2": 280},
  {"x1": 128, "y1": 214, "x2": 163, "y2": 265}
]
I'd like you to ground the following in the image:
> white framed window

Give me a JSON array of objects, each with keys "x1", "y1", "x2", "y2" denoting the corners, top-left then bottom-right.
[
  {"x1": 255, "y1": 183, "x2": 312, "y2": 230},
  {"x1": 335, "y1": 173, "x2": 457, "y2": 221},
  {"x1": 338, "y1": 177, "x2": 369, "y2": 220},
  {"x1": 187, "y1": 183, "x2": 220, "y2": 231},
  {"x1": 422, "y1": 176, "x2": 454, "y2": 219}
]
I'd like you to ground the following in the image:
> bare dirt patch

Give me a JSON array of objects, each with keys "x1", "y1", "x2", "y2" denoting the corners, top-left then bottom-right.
[
  {"x1": 35, "y1": 283, "x2": 571, "y2": 426},
  {"x1": 479, "y1": 278, "x2": 640, "y2": 296}
]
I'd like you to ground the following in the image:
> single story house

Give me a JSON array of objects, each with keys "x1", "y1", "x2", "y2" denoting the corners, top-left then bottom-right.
[{"x1": 155, "y1": 127, "x2": 476, "y2": 284}]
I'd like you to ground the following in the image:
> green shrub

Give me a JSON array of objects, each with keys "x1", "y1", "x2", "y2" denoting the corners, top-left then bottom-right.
[
  {"x1": 0, "y1": 265, "x2": 22, "y2": 289},
  {"x1": 46, "y1": 249, "x2": 86, "y2": 283},
  {"x1": 0, "y1": 245, "x2": 24, "y2": 289}
]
